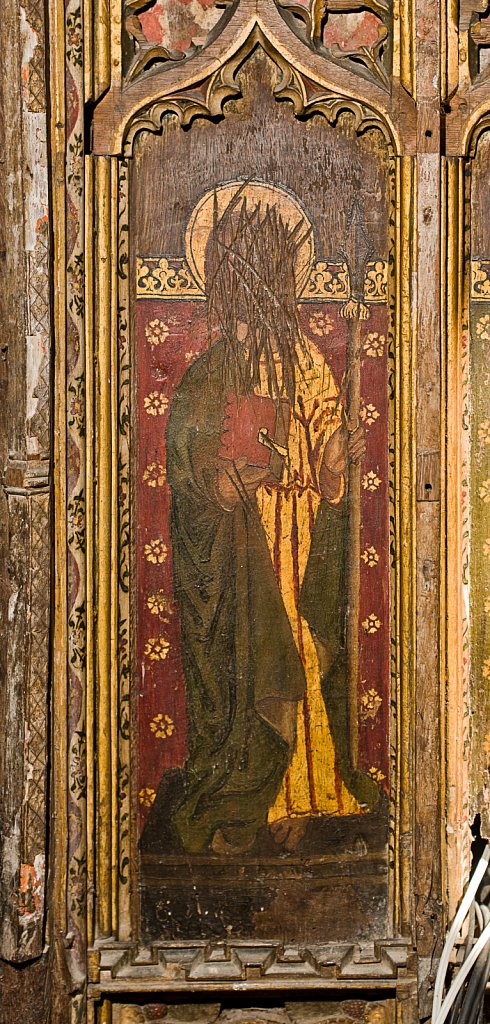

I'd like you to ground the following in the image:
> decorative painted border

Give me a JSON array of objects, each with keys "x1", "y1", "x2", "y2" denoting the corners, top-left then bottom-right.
[
  {"x1": 471, "y1": 259, "x2": 490, "y2": 300},
  {"x1": 443, "y1": 159, "x2": 473, "y2": 923},
  {"x1": 135, "y1": 256, "x2": 388, "y2": 303},
  {"x1": 0, "y1": 0, "x2": 52, "y2": 964}
]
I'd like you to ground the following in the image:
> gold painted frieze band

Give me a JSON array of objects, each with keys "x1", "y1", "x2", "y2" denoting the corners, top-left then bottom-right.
[{"x1": 136, "y1": 256, "x2": 389, "y2": 303}]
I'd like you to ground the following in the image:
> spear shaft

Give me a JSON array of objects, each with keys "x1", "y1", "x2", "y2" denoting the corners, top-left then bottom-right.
[{"x1": 345, "y1": 312, "x2": 362, "y2": 771}]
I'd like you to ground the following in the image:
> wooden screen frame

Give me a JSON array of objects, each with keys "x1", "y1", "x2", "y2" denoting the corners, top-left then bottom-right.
[
  {"x1": 0, "y1": 0, "x2": 476, "y2": 1017},
  {"x1": 45, "y1": 0, "x2": 477, "y2": 1019}
]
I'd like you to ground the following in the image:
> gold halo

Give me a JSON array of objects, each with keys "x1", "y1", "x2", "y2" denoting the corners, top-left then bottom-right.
[{"x1": 185, "y1": 179, "x2": 315, "y2": 297}]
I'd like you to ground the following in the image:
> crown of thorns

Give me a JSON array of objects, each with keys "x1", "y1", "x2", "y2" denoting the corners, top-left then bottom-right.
[
  {"x1": 204, "y1": 186, "x2": 312, "y2": 403},
  {"x1": 206, "y1": 186, "x2": 312, "y2": 333}
]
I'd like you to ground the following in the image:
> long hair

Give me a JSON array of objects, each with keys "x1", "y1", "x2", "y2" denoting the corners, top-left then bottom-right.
[{"x1": 205, "y1": 189, "x2": 311, "y2": 406}]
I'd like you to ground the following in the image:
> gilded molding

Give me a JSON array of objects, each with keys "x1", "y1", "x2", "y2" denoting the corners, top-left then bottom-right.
[
  {"x1": 274, "y1": 0, "x2": 392, "y2": 91},
  {"x1": 392, "y1": 154, "x2": 416, "y2": 935},
  {"x1": 443, "y1": 156, "x2": 472, "y2": 918}
]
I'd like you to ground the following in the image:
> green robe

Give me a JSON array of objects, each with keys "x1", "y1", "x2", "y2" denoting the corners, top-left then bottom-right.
[{"x1": 146, "y1": 341, "x2": 378, "y2": 856}]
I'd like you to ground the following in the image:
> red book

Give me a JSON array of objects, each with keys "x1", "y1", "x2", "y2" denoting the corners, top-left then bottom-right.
[{"x1": 218, "y1": 393, "x2": 290, "y2": 475}]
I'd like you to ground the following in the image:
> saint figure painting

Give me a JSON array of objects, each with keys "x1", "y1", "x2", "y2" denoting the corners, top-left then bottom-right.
[{"x1": 139, "y1": 180, "x2": 384, "y2": 868}]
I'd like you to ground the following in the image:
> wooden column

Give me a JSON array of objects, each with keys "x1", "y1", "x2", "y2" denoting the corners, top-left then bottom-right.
[{"x1": 414, "y1": 0, "x2": 445, "y2": 1009}]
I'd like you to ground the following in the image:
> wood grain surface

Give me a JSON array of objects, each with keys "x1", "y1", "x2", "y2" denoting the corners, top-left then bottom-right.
[{"x1": 2, "y1": 0, "x2": 490, "y2": 1018}]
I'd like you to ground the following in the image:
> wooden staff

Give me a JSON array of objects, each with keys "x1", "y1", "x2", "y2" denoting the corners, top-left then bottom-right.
[
  {"x1": 339, "y1": 201, "x2": 372, "y2": 772},
  {"x1": 345, "y1": 307, "x2": 363, "y2": 770}
]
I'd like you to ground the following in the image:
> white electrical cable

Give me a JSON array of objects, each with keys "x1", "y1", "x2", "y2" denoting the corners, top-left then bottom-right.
[
  {"x1": 432, "y1": 845, "x2": 490, "y2": 1024},
  {"x1": 474, "y1": 902, "x2": 484, "y2": 933},
  {"x1": 433, "y1": 918, "x2": 490, "y2": 1024}
]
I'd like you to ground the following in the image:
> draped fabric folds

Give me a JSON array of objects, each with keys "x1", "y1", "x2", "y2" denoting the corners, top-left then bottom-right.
[{"x1": 142, "y1": 339, "x2": 378, "y2": 856}]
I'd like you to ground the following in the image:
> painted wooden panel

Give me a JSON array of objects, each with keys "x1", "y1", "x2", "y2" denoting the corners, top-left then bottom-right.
[{"x1": 129, "y1": 49, "x2": 393, "y2": 944}]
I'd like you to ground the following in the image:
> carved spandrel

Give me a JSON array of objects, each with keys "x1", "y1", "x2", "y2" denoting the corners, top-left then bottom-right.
[
  {"x1": 275, "y1": 0, "x2": 392, "y2": 89},
  {"x1": 92, "y1": 0, "x2": 416, "y2": 156},
  {"x1": 123, "y1": 0, "x2": 237, "y2": 83},
  {"x1": 121, "y1": 0, "x2": 393, "y2": 90},
  {"x1": 445, "y1": 0, "x2": 490, "y2": 149},
  {"x1": 119, "y1": 29, "x2": 396, "y2": 158}
]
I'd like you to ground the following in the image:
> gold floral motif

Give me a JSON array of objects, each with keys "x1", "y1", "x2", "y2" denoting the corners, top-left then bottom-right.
[
  {"x1": 361, "y1": 545, "x2": 379, "y2": 567},
  {"x1": 147, "y1": 590, "x2": 172, "y2": 619},
  {"x1": 303, "y1": 261, "x2": 349, "y2": 300},
  {"x1": 363, "y1": 332, "x2": 386, "y2": 357},
  {"x1": 308, "y1": 311, "x2": 334, "y2": 337},
  {"x1": 360, "y1": 402, "x2": 380, "y2": 425},
  {"x1": 478, "y1": 420, "x2": 490, "y2": 445},
  {"x1": 476, "y1": 314, "x2": 490, "y2": 342},
  {"x1": 484, "y1": 597, "x2": 490, "y2": 614},
  {"x1": 144, "y1": 391, "x2": 169, "y2": 416},
  {"x1": 137, "y1": 257, "x2": 203, "y2": 299},
  {"x1": 364, "y1": 260, "x2": 388, "y2": 302},
  {"x1": 150, "y1": 713, "x2": 175, "y2": 739},
  {"x1": 362, "y1": 613, "x2": 382, "y2": 634},
  {"x1": 471, "y1": 260, "x2": 490, "y2": 299},
  {"x1": 185, "y1": 350, "x2": 197, "y2": 363},
  {"x1": 483, "y1": 658, "x2": 490, "y2": 679},
  {"x1": 144, "y1": 538, "x2": 168, "y2": 563},
  {"x1": 139, "y1": 787, "x2": 156, "y2": 807},
  {"x1": 143, "y1": 462, "x2": 166, "y2": 488},
  {"x1": 144, "y1": 636, "x2": 170, "y2": 661},
  {"x1": 368, "y1": 766, "x2": 386, "y2": 783},
  {"x1": 145, "y1": 318, "x2": 170, "y2": 348},
  {"x1": 362, "y1": 470, "x2": 381, "y2": 492},
  {"x1": 479, "y1": 479, "x2": 490, "y2": 503},
  {"x1": 360, "y1": 688, "x2": 383, "y2": 720}
]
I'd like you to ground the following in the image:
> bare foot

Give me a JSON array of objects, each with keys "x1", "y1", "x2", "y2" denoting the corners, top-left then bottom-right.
[
  {"x1": 211, "y1": 828, "x2": 255, "y2": 856},
  {"x1": 269, "y1": 816, "x2": 308, "y2": 852}
]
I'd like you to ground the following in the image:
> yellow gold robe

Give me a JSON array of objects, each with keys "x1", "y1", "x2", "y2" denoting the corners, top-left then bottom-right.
[{"x1": 256, "y1": 338, "x2": 360, "y2": 820}]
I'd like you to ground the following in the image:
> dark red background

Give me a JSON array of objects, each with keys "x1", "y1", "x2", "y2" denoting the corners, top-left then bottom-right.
[{"x1": 136, "y1": 298, "x2": 390, "y2": 828}]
